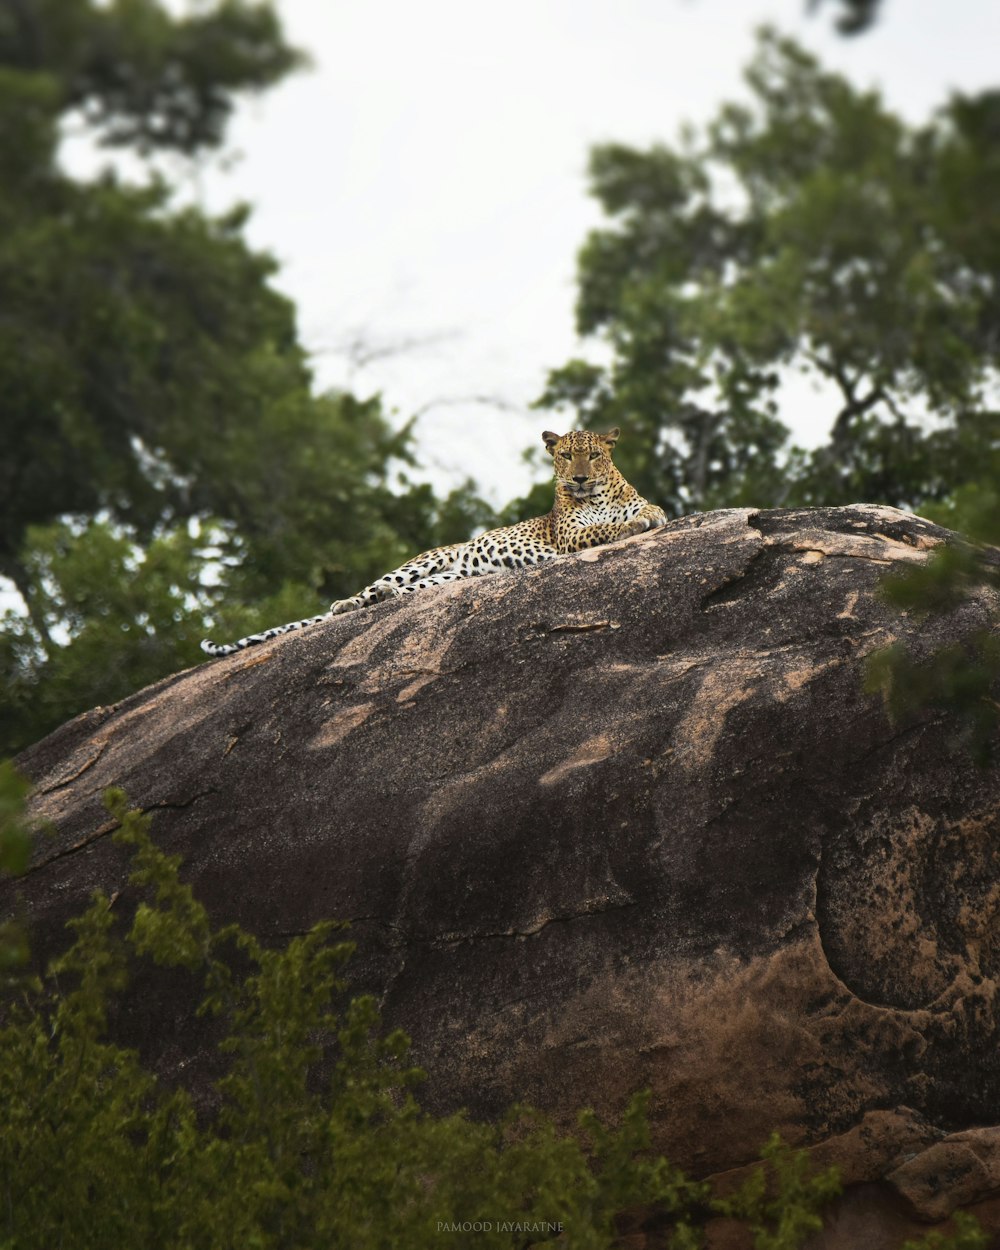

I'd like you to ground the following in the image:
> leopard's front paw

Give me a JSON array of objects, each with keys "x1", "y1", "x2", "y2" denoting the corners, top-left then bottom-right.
[
  {"x1": 621, "y1": 517, "x2": 651, "y2": 537},
  {"x1": 329, "y1": 596, "x2": 362, "y2": 615}
]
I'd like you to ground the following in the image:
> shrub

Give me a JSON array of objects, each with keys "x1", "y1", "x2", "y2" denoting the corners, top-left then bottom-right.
[{"x1": 0, "y1": 785, "x2": 984, "y2": 1249}]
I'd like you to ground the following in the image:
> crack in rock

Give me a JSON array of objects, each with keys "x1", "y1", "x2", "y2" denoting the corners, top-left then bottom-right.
[
  {"x1": 425, "y1": 897, "x2": 639, "y2": 948},
  {"x1": 35, "y1": 740, "x2": 110, "y2": 795},
  {"x1": 26, "y1": 788, "x2": 220, "y2": 875}
]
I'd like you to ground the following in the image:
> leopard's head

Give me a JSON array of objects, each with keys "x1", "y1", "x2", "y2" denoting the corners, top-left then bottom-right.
[{"x1": 542, "y1": 428, "x2": 620, "y2": 499}]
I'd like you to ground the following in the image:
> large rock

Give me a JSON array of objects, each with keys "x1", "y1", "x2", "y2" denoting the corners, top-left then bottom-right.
[{"x1": 8, "y1": 505, "x2": 1000, "y2": 1247}]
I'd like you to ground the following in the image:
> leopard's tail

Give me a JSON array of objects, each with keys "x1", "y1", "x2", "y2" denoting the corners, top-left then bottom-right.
[{"x1": 200, "y1": 612, "x2": 331, "y2": 658}]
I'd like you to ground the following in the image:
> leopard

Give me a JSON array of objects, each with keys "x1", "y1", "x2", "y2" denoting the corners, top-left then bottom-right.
[{"x1": 200, "y1": 427, "x2": 667, "y2": 657}]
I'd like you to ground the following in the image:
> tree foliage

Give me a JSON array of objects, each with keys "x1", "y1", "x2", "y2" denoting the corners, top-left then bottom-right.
[
  {"x1": 0, "y1": 783, "x2": 990, "y2": 1246},
  {"x1": 3, "y1": 9, "x2": 999, "y2": 766},
  {"x1": 0, "y1": 1, "x2": 492, "y2": 755},
  {"x1": 531, "y1": 26, "x2": 1000, "y2": 759},
  {"x1": 865, "y1": 485, "x2": 1000, "y2": 763},
  {"x1": 811, "y1": 0, "x2": 883, "y2": 35},
  {"x1": 536, "y1": 30, "x2": 1000, "y2": 520},
  {"x1": 903, "y1": 1212, "x2": 990, "y2": 1250},
  {"x1": 0, "y1": 0, "x2": 310, "y2": 574},
  {"x1": 715, "y1": 1134, "x2": 841, "y2": 1250},
  {"x1": 0, "y1": 0, "x2": 303, "y2": 154},
  {"x1": 0, "y1": 788, "x2": 836, "y2": 1250}
]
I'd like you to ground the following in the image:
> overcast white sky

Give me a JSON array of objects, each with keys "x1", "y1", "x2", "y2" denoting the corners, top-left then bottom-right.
[{"x1": 153, "y1": 0, "x2": 1000, "y2": 504}]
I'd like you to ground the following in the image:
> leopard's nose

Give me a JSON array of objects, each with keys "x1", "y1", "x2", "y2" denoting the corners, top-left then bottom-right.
[{"x1": 573, "y1": 475, "x2": 589, "y2": 483}]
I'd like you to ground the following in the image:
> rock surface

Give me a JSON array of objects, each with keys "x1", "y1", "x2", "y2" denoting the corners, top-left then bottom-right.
[{"x1": 8, "y1": 504, "x2": 1000, "y2": 1247}]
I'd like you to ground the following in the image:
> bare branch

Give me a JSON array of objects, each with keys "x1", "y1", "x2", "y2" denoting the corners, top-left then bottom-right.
[
  {"x1": 806, "y1": 350, "x2": 887, "y2": 441},
  {"x1": 315, "y1": 327, "x2": 461, "y2": 378}
]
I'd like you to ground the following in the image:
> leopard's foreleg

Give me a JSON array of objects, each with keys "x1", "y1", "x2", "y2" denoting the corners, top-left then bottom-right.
[
  {"x1": 329, "y1": 531, "x2": 562, "y2": 614},
  {"x1": 330, "y1": 544, "x2": 466, "y2": 614},
  {"x1": 397, "y1": 571, "x2": 466, "y2": 594},
  {"x1": 619, "y1": 503, "x2": 668, "y2": 538}
]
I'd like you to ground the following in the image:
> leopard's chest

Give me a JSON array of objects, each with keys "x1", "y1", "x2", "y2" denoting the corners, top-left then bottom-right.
[
  {"x1": 548, "y1": 493, "x2": 642, "y2": 554},
  {"x1": 565, "y1": 497, "x2": 638, "y2": 528}
]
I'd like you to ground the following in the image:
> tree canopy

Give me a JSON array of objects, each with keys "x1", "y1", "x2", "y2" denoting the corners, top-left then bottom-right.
[
  {"x1": 0, "y1": 0, "x2": 302, "y2": 153},
  {"x1": 3, "y1": 12, "x2": 999, "y2": 759},
  {"x1": 0, "y1": 783, "x2": 902, "y2": 1250},
  {"x1": 0, "y1": 0, "x2": 490, "y2": 755},
  {"x1": 0, "y1": 0, "x2": 304, "y2": 581},
  {"x1": 815, "y1": 0, "x2": 883, "y2": 35},
  {"x1": 536, "y1": 30, "x2": 1000, "y2": 521},
  {"x1": 530, "y1": 25, "x2": 1000, "y2": 757}
]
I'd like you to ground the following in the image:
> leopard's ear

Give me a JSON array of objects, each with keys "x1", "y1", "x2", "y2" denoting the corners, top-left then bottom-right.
[
  {"x1": 601, "y1": 427, "x2": 621, "y2": 450},
  {"x1": 542, "y1": 431, "x2": 563, "y2": 456}
]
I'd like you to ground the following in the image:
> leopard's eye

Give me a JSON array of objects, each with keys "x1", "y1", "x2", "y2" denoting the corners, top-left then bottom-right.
[
  {"x1": 561, "y1": 452, "x2": 572, "y2": 460},
  {"x1": 589, "y1": 451, "x2": 600, "y2": 460}
]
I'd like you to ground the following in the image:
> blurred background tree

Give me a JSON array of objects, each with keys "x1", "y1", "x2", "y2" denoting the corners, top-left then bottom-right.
[
  {"x1": 3, "y1": 1, "x2": 999, "y2": 761},
  {"x1": 0, "y1": 0, "x2": 490, "y2": 755},
  {"x1": 529, "y1": 21, "x2": 1000, "y2": 755},
  {"x1": 530, "y1": 30, "x2": 1000, "y2": 522},
  {"x1": 814, "y1": 0, "x2": 883, "y2": 35}
]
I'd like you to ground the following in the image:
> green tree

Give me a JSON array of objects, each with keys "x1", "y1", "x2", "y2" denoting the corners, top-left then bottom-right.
[
  {"x1": 812, "y1": 0, "x2": 883, "y2": 35},
  {"x1": 0, "y1": 462, "x2": 496, "y2": 756},
  {"x1": 0, "y1": 0, "x2": 301, "y2": 153},
  {"x1": 0, "y1": 761, "x2": 34, "y2": 973},
  {"x1": 0, "y1": 790, "x2": 713, "y2": 1250},
  {"x1": 0, "y1": 0, "x2": 305, "y2": 584},
  {"x1": 716, "y1": 1134, "x2": 841, "y2": 1250},
  {"x1": 536, "y1": 30, "x2": 1000, "y2": 519},
  {"x1": 903, "y1": 1212, "x2": 990, "y2": 1250},
  {"x1": 5, "y1": 765, "x2": 996, "y2": 1250},
  {"x1": 0, "y1": 1, "x2": 492, "y2": 755},
  {"x1": 1, "y1": 784, "x2": 989, "y2": 1248},
  {"x1": 865, "y1": 485, "x2": 1000, "y2": 762}
]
